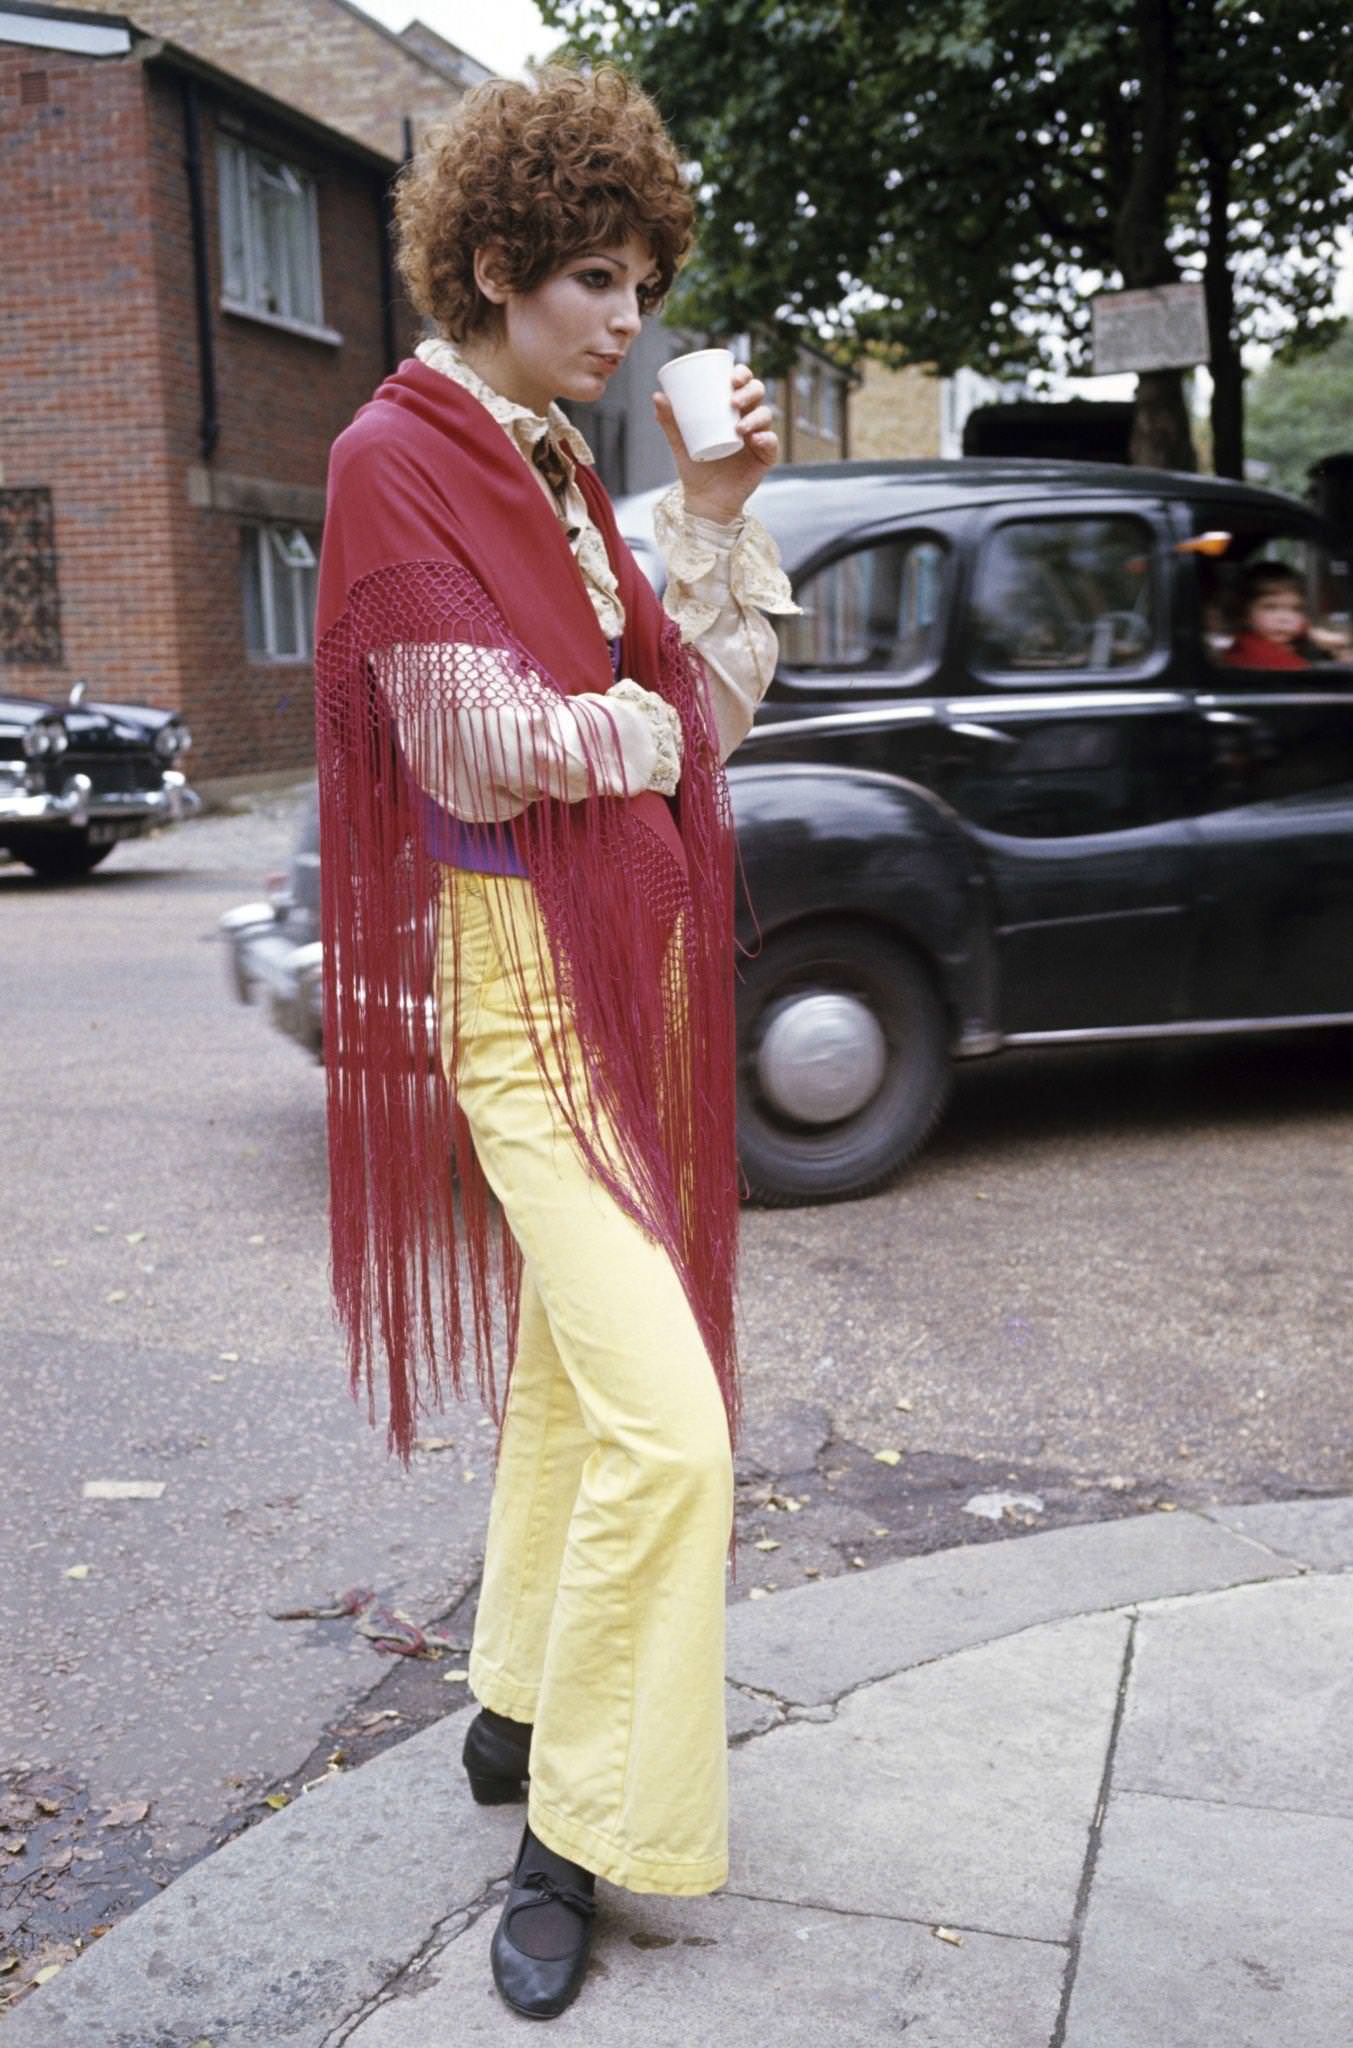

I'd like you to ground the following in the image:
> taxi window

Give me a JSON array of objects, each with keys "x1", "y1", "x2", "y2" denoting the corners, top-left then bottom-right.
[
  {"x1": 778, "y1": 535, "x2": 946, "y2": 677},
  {"x1": 1193, "y1": 527, "x2": 1353, "y2": 670},
  {"x1": 972, "y1": 516, "x2": 1157, "y2": 676}
]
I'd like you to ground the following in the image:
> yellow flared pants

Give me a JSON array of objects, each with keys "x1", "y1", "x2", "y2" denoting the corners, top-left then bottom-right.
[{"x1": 437, "y1": 868, "x2": 734, "y2": 1895}]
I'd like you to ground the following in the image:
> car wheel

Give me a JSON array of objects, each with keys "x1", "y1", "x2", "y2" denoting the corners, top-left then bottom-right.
[
  {"x1": 736, "y1": 920, "x2": 951, "y2": 1206},
  {"x1": 7, "y1": 830, "x2": 115, "y2": 880}
]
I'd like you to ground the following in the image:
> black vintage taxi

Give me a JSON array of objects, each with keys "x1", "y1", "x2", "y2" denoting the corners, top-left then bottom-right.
[{"x1": 618, "y1": 459, "x2": 1353, "y2": 1203}]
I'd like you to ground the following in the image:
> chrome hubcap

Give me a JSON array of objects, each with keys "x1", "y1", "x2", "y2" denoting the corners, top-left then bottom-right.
[{"x1": 756, "y1": 991, "x2": 888, "y2": 1125}]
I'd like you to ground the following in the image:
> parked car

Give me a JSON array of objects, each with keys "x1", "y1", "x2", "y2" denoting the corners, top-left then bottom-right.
[
  {"x1": 0, "y1": 684, "x2": 198, "y2": 877},
  {"x1": 223, "y1": 457, "x2": 1353, "y2": 1204}
]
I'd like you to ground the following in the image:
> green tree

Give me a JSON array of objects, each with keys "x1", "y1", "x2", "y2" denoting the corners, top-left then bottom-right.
[
  {"x1": 1246, "y1": 327, "x2": 1353, "y2": 499},
  {"x1": 539, "y1": 0, "x2": 1353, "y2": 475}
]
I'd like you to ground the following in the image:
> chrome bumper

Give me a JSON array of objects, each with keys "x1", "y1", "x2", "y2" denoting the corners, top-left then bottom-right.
[
  {"x1": 220, "y1": 902, "x2": 325, "y2": 1058},
  {"x1": 0, "y1": 769, "x2": 202, "y2": 830}
]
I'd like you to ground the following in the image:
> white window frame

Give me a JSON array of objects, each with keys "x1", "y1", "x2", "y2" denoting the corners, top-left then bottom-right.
[
  {"x1": 217, "y1": 135, "x2": 335, "y2": 341},
  {"x1": 242, "y1": 523, "x2": 318, "y2": 661}
]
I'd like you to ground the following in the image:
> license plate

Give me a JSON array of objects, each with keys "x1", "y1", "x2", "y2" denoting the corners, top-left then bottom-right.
[{"x1": 88, "y1": 822, "x2": 138, "y2": 846}]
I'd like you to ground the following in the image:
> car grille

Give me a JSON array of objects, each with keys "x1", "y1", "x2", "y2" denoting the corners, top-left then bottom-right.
[{"x1": 65, "y1": 754, "x2": 160, "y2": 796}]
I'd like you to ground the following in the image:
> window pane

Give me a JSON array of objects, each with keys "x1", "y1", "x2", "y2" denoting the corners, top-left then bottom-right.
[
  {"x1": 217, "y1": 140, "x2": 249, "y2": 301},
  {"x1": 241, "y1": 527, "x2": 266, "y2": 655},
  {"x1": 972, "y1": 517, "x2": 1156, "y2": 674},
  {"x1": 1193, "y1": 526, "x2": 1353, "y2": 669},
  {"x1": 779, "y1": 537, "x2": 947, "y2": 674}
]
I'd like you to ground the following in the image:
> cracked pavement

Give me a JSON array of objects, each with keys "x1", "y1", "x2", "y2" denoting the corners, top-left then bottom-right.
[{"x1": 3, "y1": 1496, "x2": 1350, "y2": 2045}]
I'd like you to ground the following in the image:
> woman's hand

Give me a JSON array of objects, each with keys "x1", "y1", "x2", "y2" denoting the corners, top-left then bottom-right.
[{"x1": 653, "y1": 362, "x2": 779, "y2": 526}]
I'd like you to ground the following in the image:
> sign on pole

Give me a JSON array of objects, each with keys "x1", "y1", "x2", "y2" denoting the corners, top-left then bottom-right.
[{"x1": 1091, "y1": 283, "x2": 1209, "y2": 377}]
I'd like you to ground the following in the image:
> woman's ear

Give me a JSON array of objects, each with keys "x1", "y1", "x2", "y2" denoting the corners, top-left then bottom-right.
[{"x1": 473, "y1": 244, "x2": 512, "y2": 306}]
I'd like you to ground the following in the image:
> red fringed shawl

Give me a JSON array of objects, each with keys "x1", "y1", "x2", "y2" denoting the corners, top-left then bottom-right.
[{"x1": 314, "y1": 358, "x2": 740, "y2": 1465}]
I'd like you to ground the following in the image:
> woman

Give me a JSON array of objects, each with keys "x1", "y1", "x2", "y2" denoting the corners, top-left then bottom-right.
[{"x1": 314, "y1": 63, "x2": 795, "y2": 2020}]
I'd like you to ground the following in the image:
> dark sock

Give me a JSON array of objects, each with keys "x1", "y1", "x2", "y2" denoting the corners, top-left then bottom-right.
[
  {"x1": 507, "y1": 1825, "x2": 595, "y2": 1962},
  {"x1": 481, "y1": 1706, "x2": 531, "y2": 1745}
]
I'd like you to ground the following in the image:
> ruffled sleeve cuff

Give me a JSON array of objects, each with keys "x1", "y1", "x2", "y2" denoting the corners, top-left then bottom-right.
[{"x1": 653, "y1": 483, "x2": 800, "y2": 641}]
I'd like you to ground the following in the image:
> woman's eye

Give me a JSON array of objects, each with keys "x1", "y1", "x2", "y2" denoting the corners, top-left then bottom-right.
[{"x1": 579, "y1": 270, "x2": 613, "y2": 290}]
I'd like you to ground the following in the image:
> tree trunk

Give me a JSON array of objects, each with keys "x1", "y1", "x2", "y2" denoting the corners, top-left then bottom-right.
[
  {"x1": 1130, "y1": 369, "x2": 1198, "y2": 470},
  {"x1": 1203, "y1": 144, "x2": 1244, "y2": 477},
  {"x1": 1116, "y1": 0, "x2": 1198, "y2": 470}
]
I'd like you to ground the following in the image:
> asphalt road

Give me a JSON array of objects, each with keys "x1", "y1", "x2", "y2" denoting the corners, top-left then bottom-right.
[{"x1": 3, "y1": 789, "x2": 1350, "y2": 1999}]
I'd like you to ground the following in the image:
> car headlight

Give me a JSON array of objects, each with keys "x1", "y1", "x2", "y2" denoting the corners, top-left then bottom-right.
[
  {"x1": 154, "y1": 722, "x2": 189, "y2": 759},
  {"x1": 21, "y1": 720, "x2": 68, "y2": 758}
]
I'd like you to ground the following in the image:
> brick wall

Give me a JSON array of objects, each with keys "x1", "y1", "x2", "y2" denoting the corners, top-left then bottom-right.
[
  {"x1": 2, "y1": 38, "x2": 419, "y2": 779},
  {"x1": 145, "y1": 65, "x2": 418, "y2": 777},
  {"x1": 80, "y1": 0, "x2": 471, "y2": 158},
  {"x1": 852, "y1": 359, "x2": 943, "y2": 460},
  {"x1": 0, "y1": 45, "x2": 181, "y2": 709}
]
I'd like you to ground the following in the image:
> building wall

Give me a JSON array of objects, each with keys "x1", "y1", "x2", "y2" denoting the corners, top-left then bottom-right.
[
  {"x1": 79, "y1": 0, "x2": 473, "y2": 158},
  {"x1": 146, "y1": 66, "x2": 415, "y2": 776},
  {"x1": 0, "y1": 43, "x2": 182, "y2": 708},
  {"x1": 850, "y1": 359, "x2": 943, "y2": 460},
  {"x1": 1, "y1": 36, "x2": 419, "y2": 778}
]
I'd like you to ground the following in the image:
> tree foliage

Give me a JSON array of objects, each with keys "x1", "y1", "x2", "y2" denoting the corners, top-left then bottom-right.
[
  {"x1": 537, "y1": 0, "x2": 1353, "y2": 472},
  {"x1": 1247, "y1": 328, "x2": 1353, "y2": 498}
]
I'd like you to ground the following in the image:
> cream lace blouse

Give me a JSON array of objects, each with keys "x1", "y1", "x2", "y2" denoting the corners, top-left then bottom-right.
[{"x1": 400, "y1": 336, "x2": 798, "y2": 822}]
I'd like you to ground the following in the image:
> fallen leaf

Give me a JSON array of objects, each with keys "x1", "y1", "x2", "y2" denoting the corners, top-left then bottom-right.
[
  {"x1": 100, "y1": 1799, "x2": 149, "y2": 1828},
  {"x1": 414, "y1": 1435, "x2": 456, "y2": 1452},
  {"x1": 754, "y1": 1538, "x2": 780, "y2": 1552},
  {"x1": 871, "y1": 1526, "x2": 890, "y2": 1537},
  {"x1": 50, "y1": 1257, "x2": 69, "y2": 1268},
  {"x1": 462, "y1": 1470, "x2": 476, "y2": 1483},
  {"x1": 748, "y1": 1587, "x2": 769, "y2": 1601},
  {"x1": 850, "y1": 1556, "x2": 866, "y2": 1568},
  {"x1": 92, "y1": 1225, "x2": 110, "y2": 1235},
  {"x1": 105, "y1": 1290, "x2": 128, "y2": 1305},
  {"x1": 218, "y1": 1351, "x2": 240, "y2": 1363},
  {"x1": 82, "y1": 1480, "x2": 166, "y2": 1501},
  {"x1": 64, "y1": 1564, "x2": 91, "y2": 1580},
  {"x1": 442, "y1": 1667, "x2": 470, "y2": 1683},
  {"x1": 32, "y1": 1963, "x2": 65, "y2": 1985},
  {"x1": 1156, "y1": 1500, "x2": 1178, "y2": 1512},
  {"x1": 895, "y1": 1397, "x2": 913, "y2": 1412},
  {"x1": 34, "y1": 1797, "x2": 60, "y2": 1816},
  {"x1": 873, "y1": 1448, "x2": 902, "y2": 1467},
  {"x1": 0, "y1": 1955, "x2": 18, "y2": 1974},
  {"x1": 208, "y1": 1373, "x2": 227, "y2": 1384},
  {"x1": 932, "y1": 1925, "x2": 964, "y2": 1947},
  {"x1": 247, "y1": 1234, "x2": 265, "y2": 1245},
  {"x1": 264, "y1": 1793, "x2": 290, "y2": 1810},
  {"x1": 2, "y1": 1838, "x2": 25, "y2": 1855},
  {"x1": 124, "y1": 1231, "x2": 146, "y2": 1246},
  {"x1": 803, "y1": 1566, "x2": 821, "y2": 1577}
]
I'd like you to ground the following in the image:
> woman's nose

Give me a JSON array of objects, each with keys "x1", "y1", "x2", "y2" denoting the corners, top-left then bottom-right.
[{"x1": 611, "y1": 295, "x2": 643, "y2": 338}]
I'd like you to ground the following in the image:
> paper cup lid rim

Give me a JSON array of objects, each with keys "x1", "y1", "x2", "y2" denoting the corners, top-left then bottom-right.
[{"x1": 660, "y1": 348, "x2": 734, "y2": 370}]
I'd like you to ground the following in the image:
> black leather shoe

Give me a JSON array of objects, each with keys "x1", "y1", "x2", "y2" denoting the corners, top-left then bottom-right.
[
  {"x1": 463, "y1": 1710, "x2": 532, "y2": 1805},
  {"x1": 491, "y1": 1823, "x2": 597, "y2": 2020}
]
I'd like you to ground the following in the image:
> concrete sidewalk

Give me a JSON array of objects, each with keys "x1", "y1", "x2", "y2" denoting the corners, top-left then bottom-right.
[{"x1": 4, "y1": 1495, "x2": 1350, "y2": 2046}]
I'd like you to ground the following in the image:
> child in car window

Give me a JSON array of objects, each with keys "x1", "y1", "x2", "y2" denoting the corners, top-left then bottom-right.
[{"x1": 1225, "y1": 562, "x2": 1311, "y2": 670}]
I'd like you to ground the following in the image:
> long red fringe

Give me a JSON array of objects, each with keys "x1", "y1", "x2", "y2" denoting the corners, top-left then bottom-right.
[{"x1": 315, "y1": 557, "x2": 740, "y2": 1466}]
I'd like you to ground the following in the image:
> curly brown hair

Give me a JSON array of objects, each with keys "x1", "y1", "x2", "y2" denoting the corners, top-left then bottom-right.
[{"x1": 394, "y1": 64, "x2": 695, "y2": 342}]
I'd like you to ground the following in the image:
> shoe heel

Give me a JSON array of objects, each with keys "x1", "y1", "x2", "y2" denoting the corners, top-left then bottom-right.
[{"x1": 467, "y1": 1767, "x2": 527, "y2": 1806}]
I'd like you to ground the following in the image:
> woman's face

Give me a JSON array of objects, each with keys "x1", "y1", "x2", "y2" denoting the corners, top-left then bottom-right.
[{"x1": 476, "y1": 236, "x2": 662, "y2": 413}]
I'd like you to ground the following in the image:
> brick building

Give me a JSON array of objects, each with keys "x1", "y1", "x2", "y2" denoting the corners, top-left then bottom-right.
[{"x1": 0, "y1": 1, "x2": 470, "y2": 784}]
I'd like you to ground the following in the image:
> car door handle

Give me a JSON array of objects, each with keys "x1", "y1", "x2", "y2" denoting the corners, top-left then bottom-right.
[
  {"x1": 948, "y1": 721, "x2": 1020, "y2": 746},
  {"x1": 1202, "y1": 709, "x2": 1258, "y2": 728}
]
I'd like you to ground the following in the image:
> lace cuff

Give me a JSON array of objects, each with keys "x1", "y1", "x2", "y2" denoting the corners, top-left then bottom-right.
[
  {"x1": 653, "y1": 483, "x2": 800, "y2": 640},
  {"x1": 607, "y1": 678, "x2": 683, "y2": 797}
]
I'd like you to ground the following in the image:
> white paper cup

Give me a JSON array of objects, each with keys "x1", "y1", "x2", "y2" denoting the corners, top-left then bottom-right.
[{"x1": 656, "y1": 348, "x2": 742, "y2": 462}]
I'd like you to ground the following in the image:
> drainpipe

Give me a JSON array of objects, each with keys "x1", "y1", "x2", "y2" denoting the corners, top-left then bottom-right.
[{"x1": 181, "y1": 75, "x2": 218, "y2": 461}]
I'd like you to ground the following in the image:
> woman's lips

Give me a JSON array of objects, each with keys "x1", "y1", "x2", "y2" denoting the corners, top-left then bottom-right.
[{"x1": 589, "y1": 352, "x2": 623, "y2": 370}]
